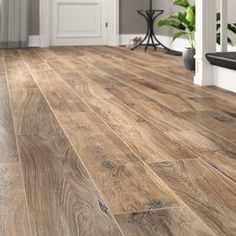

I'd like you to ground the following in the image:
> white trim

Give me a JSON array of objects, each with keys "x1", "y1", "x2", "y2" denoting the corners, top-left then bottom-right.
[
  {"x1": 120, "y1": 34, "x2": 193, "y2": 52},
  {"x1": 107, "y1": 0, "x2": 119, "y2": 46},
  {"x1": 28, "y1": 35, "x2": 40, "y2": 47},
  {"x1": 213, "y1": 66, "x2": 236, "y2": 93},
  {"x1": 40, "y1": 0, "x2": 50, "y2": 47},
  {"x1": 194, "y1": 0, "x2": 216, "y2": 86},
  {"x1": 40, "y1": 0, "x2": 119, "y2": 47}
]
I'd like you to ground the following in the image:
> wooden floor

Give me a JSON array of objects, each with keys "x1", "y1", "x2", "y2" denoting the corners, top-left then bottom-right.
[{"x1": 1, "y1": 46, "x2": 236, "y2": 236}]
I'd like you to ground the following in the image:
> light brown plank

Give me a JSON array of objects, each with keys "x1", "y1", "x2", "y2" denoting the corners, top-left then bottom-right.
[
  {"x1": 181, "y1": 110, "x2": 236, "y2": 143},
  {"x1": 5, "y1": 51, "x2": 122, "y2": 236},
  {"x1": 43, "y1": 50, "x2": 236, "y2": 161},
  {"x1": 0, "y1": 57, "x2": 18, "y2": 162},
  {"x1": 115, "y1": 207, "x2": 215, "y2": 236},
  {"x1": 200, "y1": 151, "x2": 236, "y2": 183},
  {"x1": 35, "y1": 51, "x2": 198, "y2": 164},
  {"x1": 0, "y1": 162, "x2": 31, "y2": 236},
  {"x1": 149, "y1": 159, "x2": 236, "y2": 236},
  {"x1": 22, "y1": 52, "x2": 181, "y2": 214}
]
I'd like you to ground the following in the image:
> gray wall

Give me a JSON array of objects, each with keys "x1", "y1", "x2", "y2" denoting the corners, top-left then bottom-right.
[
  {"x1": 29, "y1": 0, "x2": 39, "y2": 35},
  {"x1": 29, "y1": 0, "x2": 236, "y2": 36},
  {"x1": 29, "y1": 0, "x2": 172, "y2": 35}
]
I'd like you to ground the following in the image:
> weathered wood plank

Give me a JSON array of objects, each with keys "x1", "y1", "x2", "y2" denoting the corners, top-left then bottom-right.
[
  {"x1": 150, "y1": 159, "x2": 236, "y2": 236},
  {"x1": 0, "y1": 162, "x2": 32, "y2": 236},
  {"x1": 5, "y1": 52, "x2": 122, "y2": 236},
  {"x1": 115, "y1": 207, "x2": 215, "y2": 236},
  {"x1": 22, "y1": 53, "x2": 181, "y2": 214}
]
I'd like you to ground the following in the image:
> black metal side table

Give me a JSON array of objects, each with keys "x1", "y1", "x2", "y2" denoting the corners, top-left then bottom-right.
[{"x1": 133, "y1": 9, "x2": 181, "y2": 55}]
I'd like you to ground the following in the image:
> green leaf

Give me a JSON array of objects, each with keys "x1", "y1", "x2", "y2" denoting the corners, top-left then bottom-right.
[
  {"x1": 228, "y1": 37, "x2": 233, "y2": 46},
  {"x1": 173, "y1": 0, "x2": 190, "y2": 8},
  {"x1": 216, "y1": 12, "x2": 221, "y2": 22},
  {"x1": 172, "y1": 31, "x2": 187, "y2": 42},
  {"x1": 216, "y1": 32, "x2": 234, "y2": 46},
  {"x1": 228, "y1": 24, "x2": 236, "y2": 34},
  {"x1": 157, "y1": 17, "x2": 185, "y2": 30},
  {"x1": 186, "y1": 6, "x2": 195, "y2": 29}
]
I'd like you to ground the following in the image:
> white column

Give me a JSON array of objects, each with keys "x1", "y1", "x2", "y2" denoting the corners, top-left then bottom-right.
[
  {"x1": 220, "y1": 0, "x2": 228, "y2": 52},
  {"x1": 194, "y1": 0, "x2": 216, "y2": 86}
]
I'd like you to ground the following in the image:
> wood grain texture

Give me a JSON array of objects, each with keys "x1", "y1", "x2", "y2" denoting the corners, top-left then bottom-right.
[
  {"x1": 5, "y1": 52, "x2": 122, "y2": 236},
  {"x1": 34, "y1": 52, "x2": 197, "y2": 164},
  {"x1": 115, "y1": 207, "x2": 215, "y2": 236},
  {"x1": 181, "y1": 110, "x2": 236, "y2": 143},
  {"x1": 149, "y1": 159, "x2": 236, "y2": 236},
  {"x1": 200, "y1": 151, "x2": 236, "y2": 183},
  {"x1": 3, "y1": 46, "x2": 236, "y2": 235},
  {"x1": 42, "y1": 50, "x2": 236, "y2": 165},
  {"x1": 22, "y1": 52, "x2": 181, "y2": 214},
  {"x1": 0, "y1": 57, "x2": 18, "y2": 162},
  {"x1": 0, "y1": 162, "x2": 31, "y2": 236}
]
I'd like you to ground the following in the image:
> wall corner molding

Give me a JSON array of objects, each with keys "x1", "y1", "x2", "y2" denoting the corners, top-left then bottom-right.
[{"x1": 40, "y1": 0, "x2": 50, "y2": 47}]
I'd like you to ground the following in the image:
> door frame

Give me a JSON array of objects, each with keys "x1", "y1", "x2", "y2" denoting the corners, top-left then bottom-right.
[{"x1": 39, "y1": 0, "x2": 119, "y2": 47}]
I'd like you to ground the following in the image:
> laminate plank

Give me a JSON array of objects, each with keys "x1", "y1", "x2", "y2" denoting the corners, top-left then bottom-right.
[
  {"x1": 200, "y1": 151, "x2": 236, "y2": 183},
  {"x1": 182, "y1": 110, "x2": 236, "y2": 143},
  {"x1": 5, "y1": 52, "x2": 122, "y2": 236},
  {"x1": 0, "y1": 57, "x2": 18, "y2": 162},
  {"x1": 190, "y1": 96, "x2": 236, "y2": 118},
  {"x1": 73, "y1": 48, "x2": 236, "y2": 149},
  {"x1": 43, "y1": 51, "x2": 236, "y2": 159},
  {"x1": 0, "y1": 162, "x2": 32, "y2": 236},
  {"x1": 22, "y1": 53, "x2": 181, "y2": 214},
  {"x1": 90, "y1": 48, "x2": 235, "y2": 117},
  {"x1": 115, "y1": 207, "x2": 215, "y2": 236},
  {"x1": 33, "y1": 52, "x2": 197, "y2": 163},
  {"x1": 149, "y1": 159, "x2": 236, "y2": 236}
]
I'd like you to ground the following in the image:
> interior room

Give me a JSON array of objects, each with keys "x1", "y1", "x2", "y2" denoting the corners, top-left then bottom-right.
[{"x1": 0, "y1": 0, "x2": 235, "y2": 235}]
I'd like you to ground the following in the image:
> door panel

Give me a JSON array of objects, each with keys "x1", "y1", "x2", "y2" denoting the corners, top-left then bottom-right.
[{"x1": 51, "y1": 0, "x2": 108, "y2": 46}]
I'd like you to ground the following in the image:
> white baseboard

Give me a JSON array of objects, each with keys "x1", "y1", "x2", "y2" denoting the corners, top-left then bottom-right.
[
  {"x1": 119, "y1": 34, "x2": 236, "y2": 52},
  {"x1": 119, "y1": 34, "x2": 189, "y2": 52},
  {"x1": 28, "y1": 35, "x2": 40, "y2": 47},
  {"x1": 213, "y1": 66, "x2": 236, "y2": 93}
]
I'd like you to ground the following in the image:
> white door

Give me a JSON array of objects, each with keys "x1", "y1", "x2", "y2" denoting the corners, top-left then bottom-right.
[{"x1": 50, "y1": 0, "x2": 108, "y2": 46}]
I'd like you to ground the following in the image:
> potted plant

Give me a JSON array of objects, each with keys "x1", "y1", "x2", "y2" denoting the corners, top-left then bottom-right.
[{"x1": 157, "y1": 0, "x2": 236, "y2": 71}]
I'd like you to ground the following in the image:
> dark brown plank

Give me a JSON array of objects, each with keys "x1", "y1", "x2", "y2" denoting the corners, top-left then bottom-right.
[
  {"x1": 149, "y1": 159, "x2": 236, "y2": 236},
  {"x1": 5, "y1": 51, "x2": 122, "y2": 236},
  {"x1": 115, "y1": 207, "x2": 215, "y2": 236}
]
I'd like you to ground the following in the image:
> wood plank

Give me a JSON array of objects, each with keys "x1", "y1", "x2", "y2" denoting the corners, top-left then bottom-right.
[
  {"x1": 43, "y1": 51, "x2": 236, "y2": 160},
  {"x1": 0, "y1": 162, "x2": 32, "y2": 236},
  {"x1": 0, "y1": 57, "x2": 18, "y2": 162},
  {"x1": 181, "y1": 110, "x2": 236, "y2": 143},
  {"x1": 22, "y1": 52, "x2": 181, "y2": 214},
  {"x1": 5, "y1": 52, "x2": 122, "y2": 236},
  {"x1": 149, "y1": 159, "x2": 236, "y2": 236},
  {"x1": 33, "y1": 51, "x2": 198, "y2": 163},
  {"x1": 200, "y1": 151, "x2": 236, "y2": 183},
  {"x1": 76, "y1": 47, "x2": 236, "y2": 140},
  {"x1": 115, "y1": 207, "x2": 215, "y2": 236}
]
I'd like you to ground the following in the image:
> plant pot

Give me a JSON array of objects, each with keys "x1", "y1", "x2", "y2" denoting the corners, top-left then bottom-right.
[{"x1": 183, "y1": 48, "x2": 195, "y2": 71}]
